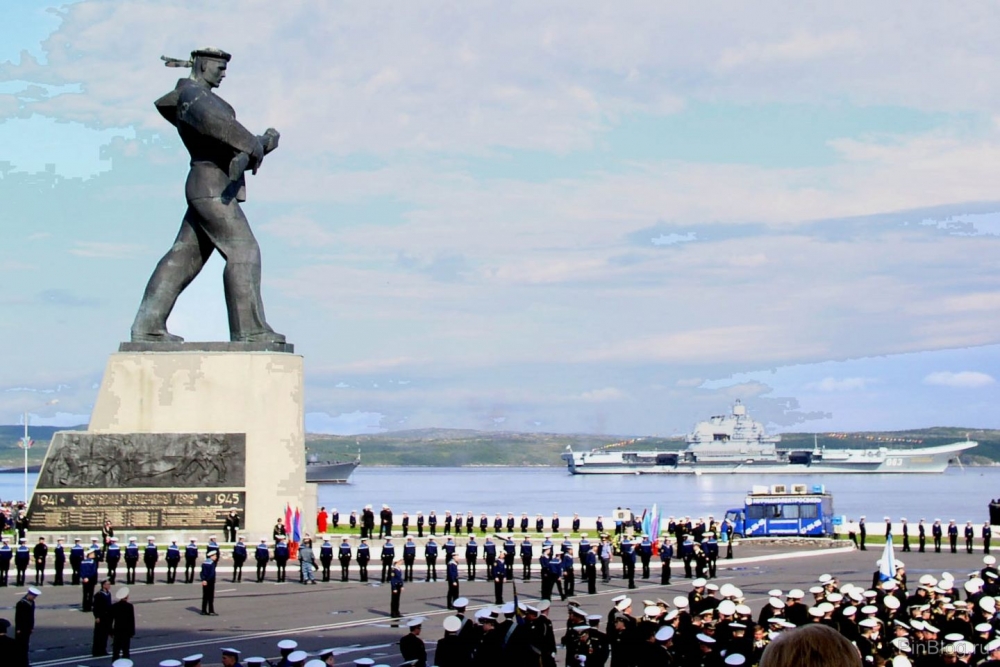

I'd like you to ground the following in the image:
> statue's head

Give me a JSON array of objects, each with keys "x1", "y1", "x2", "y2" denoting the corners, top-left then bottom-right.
[{"x1": 190, "y1": 47, "x2": 231, "y2": 88}]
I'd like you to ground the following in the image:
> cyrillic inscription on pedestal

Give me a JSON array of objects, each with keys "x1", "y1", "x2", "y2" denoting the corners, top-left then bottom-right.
[{"x1": 30, "y1": 490, "x2": 245, "y2": 531}]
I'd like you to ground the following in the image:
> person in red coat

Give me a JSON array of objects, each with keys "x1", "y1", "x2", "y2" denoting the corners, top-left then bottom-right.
[{"x1": 317, "y1": 507, "x2": 329, "y2": 534}]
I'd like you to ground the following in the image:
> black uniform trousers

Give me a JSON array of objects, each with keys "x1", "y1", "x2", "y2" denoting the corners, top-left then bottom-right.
[
  {"x1": 447, "y1": 580, "x2": 459, "y2": 609},
  {"x1": 467, "y1": 557, "x2": 477, "y2": 580},
  {"x1": 321, "y1": 557, "x2": 332, "y2": 582},
  {"x1": 232, "y1": 559, "x2": 245, "y2": 582},
  {"x1": 587, "y1": 563, "x2": 598, "y2": 593},
  {"x1": 145, "y1": 560, "x2": 157, "y2": 584},
  {"x1": 54, "y1": 560, "x2": 64, "y2": 585},
  {"x1": 425, "y1": 558, "x2": 437, "y2": 581},
  {"x1": 661, "y1": 558, "x2": 671, "y2": 585},
  {"x1": 256, "y1": 559, "x2": 268, "y2": 582},
  {"x1": 404, "y1": 557, "x2": 415, "y2": 582},
  {"x1": 522, "y1": 556, "x2": 532, "y2": 580},
  {"x1": 125, "y1": 560, "x2": 137, "y2": 584},
  {"x1": 339, "y1": 558, "x2": 350, "y2": 582},
  {"x1": 166, "y1": 561, "x2": 179, "y2": 583},
  {"x1": 184, "y1": 558, "x2": 196, "y2": 583},
  {"x1": 390, "y1": 587, "x2": 401, "y2": 618},
  {"x1": 201, "y1": 579, "x2": 216, "y2": 614}
]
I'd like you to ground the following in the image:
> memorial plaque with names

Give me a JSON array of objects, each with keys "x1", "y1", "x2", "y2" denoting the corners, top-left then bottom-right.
[
  {"x1": 29, "y1": 431, "x2": 248, "y2": 531},
  {"x1": 29, "y1": 490, "x2": 245, "y2": 531}
]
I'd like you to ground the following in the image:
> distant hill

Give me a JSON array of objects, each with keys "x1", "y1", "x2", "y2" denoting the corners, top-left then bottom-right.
[
  {"x1": 305, "y1": 426, "x2": 1000, "y2": 467},
  {"x1": 2, "y1": 425, "x2": 996, "y2": 468}
]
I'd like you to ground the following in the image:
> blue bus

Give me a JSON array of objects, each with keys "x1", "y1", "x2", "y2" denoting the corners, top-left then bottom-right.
[{"x1": 725, "y1": 484, "x2": 835, "y2": 538}]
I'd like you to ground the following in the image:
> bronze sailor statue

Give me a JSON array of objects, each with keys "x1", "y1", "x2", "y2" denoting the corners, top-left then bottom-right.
[{"x1": 130, "y1": 48, "x2": 284, "y2": 344}]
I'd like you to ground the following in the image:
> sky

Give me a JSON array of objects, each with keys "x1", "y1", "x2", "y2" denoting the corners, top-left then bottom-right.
[{"x1": 2, "y1": 1, "x2": 1000, "y2": 437}]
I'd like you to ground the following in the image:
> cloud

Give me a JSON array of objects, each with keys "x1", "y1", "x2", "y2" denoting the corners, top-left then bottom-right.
[
  {"x1": 36, "y1": 289, "x2": 98, "y2": 307},
  {"x1": 806, "y1": 377, "x2": 874, "y2": 392},
  {"x1": 717, "y1": 30, "x2": 863, "y2": 69},
  {"x1": 305, "y1": 410, "x2": 386, "y2": 435},
  {"x1": 69, "y1": 241, "x2": 145, "y2": 258},
  {"x1": 577, "y1": 387, "x2": 625, "y2": 402},
  {"x1": 923, "y1": 371, "x2": 996, "y2": 388}
]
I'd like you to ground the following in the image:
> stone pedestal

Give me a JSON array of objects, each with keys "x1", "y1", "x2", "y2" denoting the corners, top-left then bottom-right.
[{"x1": 29, "y1": 351, "x2": 314, "y2": 538}]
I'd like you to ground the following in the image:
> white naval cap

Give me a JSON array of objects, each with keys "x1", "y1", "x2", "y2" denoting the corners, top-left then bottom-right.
[
  {"x1": 655, "y1": 626, "x2": 675, "y2": 642},
  {"x1": 278, "y1": 639, "x2": 299, "y2": 650},
  {"x1": 287, "y1": 650, "x2": 308, "y2": 663},
  {"x1": 158, "y1": 661, "x2": 181, "y2": 667},
  {"x1": 182, "y1": 654, "x2": 203, "y2": 666},
  {"x1": 27, "y1": 587, "x2": 41, "y2": 596},
  {"x1": 443, "y1": 615, "x2": 462, "y2": 632},
  {"x1": 304, "y1": 661, "x2": 327, "y2": 667},
  {"x1": 725, "y1": 655, "x2": 747, "y2": 666},
  {"x1": 353, "y1": 660, "x2": 376, "y2": 666},
  {"x1": 453, "y1": 596, "x2": 469, "y2": 608},
  {"x1": 407, "y1": 616, "x2": 425, "y2": 628}
]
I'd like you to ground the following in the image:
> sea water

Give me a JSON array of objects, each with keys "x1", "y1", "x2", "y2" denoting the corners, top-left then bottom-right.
[{"x1": 2, "y1": 467, "x2": 994, "y2": 524}]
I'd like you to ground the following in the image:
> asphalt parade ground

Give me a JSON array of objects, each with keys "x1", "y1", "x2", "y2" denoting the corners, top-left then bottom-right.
[{"x1": 6, "y1": 542, "x2": 992, "y2": 666}]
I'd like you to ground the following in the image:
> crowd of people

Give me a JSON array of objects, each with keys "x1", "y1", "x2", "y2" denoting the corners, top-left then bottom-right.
[
  {"x1": 79, "y1": 553, "x2": 1000, "y2": 667},
  {"x1": 388, "y1": 554, "x2": 1000, "y2": 667}
]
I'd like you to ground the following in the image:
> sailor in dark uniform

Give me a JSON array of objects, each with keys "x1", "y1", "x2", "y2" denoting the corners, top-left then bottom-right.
[
  {"x1": 446, "y1": 552, "x2": 460, "y2": 609},
  {"x1": 69, "y1": 538, "x2": 84, "y2": 585},
  {"x1": 504, "y1": 534, "x2": 516, "y2": 569},
  {"x1": 401, "y1": 512, "x2": 410, "y2": 537},
  {"x1": 53, "y1": 538, "x2": 65, "y2": 586},
  {"x1": 572, "y1": 514, "x2": 581, "y2": 533},
  {"x1": 596, "y1": 515, "x2": 605, "y2": 533},
  {"x1": 492, "y1": 553, "x2": 507, "y2": 604},
  {"x1": 638, "y1": 534, "x2": 653, "y2": 579},
  {"x1": 681, "y1": 535, "x2": 695, "y2": 578},
  {"x1": 429, "y1": 511, "x2": 438, "y2": 536},
  {"x1": 520, "y1": 535, "x2": 533, "y2": 581},
  {"x1": 14, "y1": 587, "x2": 38, "y2": 667},
  {"x1": 389, "y1": 560, "x2": 404, "y2": 618},
  {"x1": 621, "y1": 536, "x2": 637, "y2": 589},
  {"x1": 254, "y1": 538, "x2": 269, "y2": 582},
  {"x1": 660, "y1": 535, "x2": 674, "y2": 585},
  {"x1": 231, "y1": 536, "x2": 247, "y2": 582},
  {"x1": 949, "y1": 519, "x2": 959, "y2": 553},
  {"x1": 403, "y1": 537, "x2": 417, "y2": 582},
  {"x1": 184, "y1": 539, "x2": 199, "y2": 583},
  {"x1": 985, "y1": 522, "x2": 993, "y2": 554},
  {"x1": 123, "y1": 537, "x2": 139, "y2": 585},
  {"x1": 507, "y1": 513, "x2": 516, "y2": 533},
  {"x1": 585, "y1": 542, "x2": 598, "y2": 594},
  {"x1": 521, "y1": 513, "x2": 530, "y2": 533},
  {"x1": 0, "y1": 538, "x2": 11, "y2": 587},
  {"x1": 32, "y1": 537, "x2": 47, "y2": 586},
  {"x1": 483, "y1": 537, "x2": 497, "y2": 575},
  {"x1": 92, "y1": 580, "x2": 113, "y2": 656},
  {"x1": 200, "y1": 550, "x2": 219, "y2": 615},
  {"x1": 705, "y1": 532, "x2": 719, "y2": 579},
  {"x1": 536, "y1": 514, "x2": 545, "y2": 534},
  {"x1": 900, "y1": 519, "x2": 910, "y2": 552},
  {"x1": 424, "y1": 538, "x2": 438, "y2": 581},
  {"x1": 465, "y1": 536, "x2": 478, "y2": 580},
  {"x1": 479, "y1": 513, "x2": 488, "y2": 535},
  {"x1": 166, "y1": 540, "x2": 181, "y2": 583},
  {"x1": 274, "y1": 536, "x2": 289, "y2": 582},
  {"x1": 337, "y1": 538, "x2": 351, "y2": 582},
  {"x1": 967, "y1": 521, "x2": 977, "y2": 553},
  {"x1": 416, "y1": 511, "x2": 425, "y2": 537},
  {"x1": 356, "y1": 538, "x2": 370, "y2": 582},
  {"x1": 549, "y1": 548, "x2": 566, "y2": 600},
  {"x1": 859, "y1": 516, "x2": 867, "y2": 550},
  {"x1": 399, "y1": 617, "x2": 427, "y2": 667},
  {"x1": 933, "y1": 519, "x2": 943, "y2": 552},
  {"x1": 80, "y1": 550, "x2": 99, "y2": 611},
  {"x1": 493, "y1": 513, "x2": 503, "y2": 533},
  {"x1": 318, "y1": 536, "x2": 333, "y2": 582},
  {"x1": 918, "y1": 518, "x2": 927, "y2": 552},
  {"x1": 562, "y1": 548, "x2": 575, "y2": 597},
  {"x1": 142, "y1": 537, "x2": 158, "y2": 585},
  {"x1": 552, "y1": 513, "x2": 561, "y2": 533},
  {"x1": 380, "y1": 538, "x2": 395, "y2": 583},
  {"x1": 14, "y1": 538, "x2": 30, "y2": 586}
]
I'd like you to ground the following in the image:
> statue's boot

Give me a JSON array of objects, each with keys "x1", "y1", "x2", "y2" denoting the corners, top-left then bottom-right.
[
  {"x1": 235, "y1": 329, "x2": 286, "y2": 344},
  {"x1": 131, "y1": 329, "x2": 185, "y2": 343}
]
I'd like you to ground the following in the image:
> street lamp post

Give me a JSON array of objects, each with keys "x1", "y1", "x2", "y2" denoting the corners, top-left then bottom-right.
[{"x1": 21, "y1": 399, "x2": 58, "y2": 505}]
